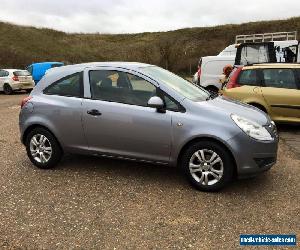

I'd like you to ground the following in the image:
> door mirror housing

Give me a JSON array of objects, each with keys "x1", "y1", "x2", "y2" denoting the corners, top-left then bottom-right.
[{"x1": 147, "y1": 96, "x2": 165, "y2": 113}]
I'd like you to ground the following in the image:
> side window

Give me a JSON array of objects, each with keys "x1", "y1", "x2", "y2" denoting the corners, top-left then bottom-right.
[
  {"x1": 237, "y1": 69, "x2": 259, "y2": 86},
  {"x1": 263, "y1": 69, "x2": 297, "y2": 89},
  {"x1": 0, "y1": 70, "x2": 9, "y2": 77},
  {"x1": 107, "y1": 72, "x2": 119, "y2": 87},
  {"x1": 162, "y1": 94, "x2": 181, "y2": 112},
  {"x1": 89, "y1": 70, "x2": 156, "y2": 107},
  {"x1": 44, "y1": 72, "x2": 83, "y2": 97}
]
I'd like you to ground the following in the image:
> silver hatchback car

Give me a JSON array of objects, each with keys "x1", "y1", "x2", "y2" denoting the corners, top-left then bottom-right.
[{"x1": 19, "y1": 62, "x2": 278, "y2": 191}]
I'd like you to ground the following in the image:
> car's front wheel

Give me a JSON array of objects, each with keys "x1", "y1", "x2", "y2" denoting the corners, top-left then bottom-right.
[
  {"x1": 25, "y1": 127, "x2": 63, "y2": 169},
  {"x1": 181, "y1": 141, "x2": 234, "y2": 191}
]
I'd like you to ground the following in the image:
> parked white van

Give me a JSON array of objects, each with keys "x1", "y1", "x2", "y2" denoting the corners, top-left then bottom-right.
[{"x1": 193, "y1": 56, "x2": 234, "y2": 92}]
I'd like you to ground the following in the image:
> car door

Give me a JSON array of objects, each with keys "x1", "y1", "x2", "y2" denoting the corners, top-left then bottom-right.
[
  {"x1": 228, "y1": 68, "x2": 265, "y2": 103},
  {"x1": 81, "y1": 67, "x2": 172, "y2": 163},
  {"x1": 261, "y1": 68, "x2": 300, "y2": 121}
]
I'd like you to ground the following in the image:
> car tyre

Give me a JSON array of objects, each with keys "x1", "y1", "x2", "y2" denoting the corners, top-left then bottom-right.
[
  {"x1": 25, "y1": 127, "x2": 63, "y2": 169},
  {"x1": 3, "y1": 84, "x2": 13, "y2": 95},
  {"x1": 181, "y1": 141, "x2": 234, "y2": 192},
  {"x1": 25, "y1": 89, "x2": 33, "y2": 93}
]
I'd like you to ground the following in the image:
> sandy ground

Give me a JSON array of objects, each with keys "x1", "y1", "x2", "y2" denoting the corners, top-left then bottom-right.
[{"x1": 0, "y1": 93, "x2": 299, "y2": 249}]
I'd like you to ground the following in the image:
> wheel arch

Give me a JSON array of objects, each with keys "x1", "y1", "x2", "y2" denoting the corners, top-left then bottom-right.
[
  {"x1": 177, "y1": 136, "x2": 238, "y2": 178},
  {"x1": 247, "y1": 102, "x2": 268, "y2": 113},
  {"x1": 22, "y1": 124, "x2": 63, "y2": 152}
]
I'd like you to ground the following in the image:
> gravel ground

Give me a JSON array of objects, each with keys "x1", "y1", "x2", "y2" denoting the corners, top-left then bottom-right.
[{"x1": 0, "y1": 93, "x2": 299, "y2": 249}]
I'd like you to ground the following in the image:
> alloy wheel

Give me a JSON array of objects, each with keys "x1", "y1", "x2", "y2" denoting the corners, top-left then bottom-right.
[
  {"x1": 29, "y1": 134, "x2": 52, "y2": 164},
  {"x1": 189, "y1": 149, "x2": 224, "y2": 186}
]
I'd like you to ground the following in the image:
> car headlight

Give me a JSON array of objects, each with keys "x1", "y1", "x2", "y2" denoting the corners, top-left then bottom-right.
[{"x1": 231, "y1": 114, "x2": 273, "y2": 141}]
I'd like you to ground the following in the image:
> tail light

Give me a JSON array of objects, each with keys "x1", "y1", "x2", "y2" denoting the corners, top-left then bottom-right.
[
  {"x1": 197, "y1": 66, "x2": 201, "y2": 78},
  {"x1": 12, "y1": 75, "x2": 19, "y2": 81},
  {"x1": 21, "y1": 96, "x2": 32, "y2": 108},
  {"x1": 226, "y1": 67, "x2": 243, "y2": 89}
]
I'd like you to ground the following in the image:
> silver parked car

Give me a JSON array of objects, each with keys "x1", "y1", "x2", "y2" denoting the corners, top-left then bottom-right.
[
  {"x1": 19, "y1": 62, "x2": 278, "y2": 191},
  {"x1": 0, "y1": 69, "x2": 35, "y2": 94}
]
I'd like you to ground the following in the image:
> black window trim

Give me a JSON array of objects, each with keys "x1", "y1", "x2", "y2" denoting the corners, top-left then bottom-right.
[
  {"x1": 88, "y1": 69, "x2": 186, "y2": 113},
  {"x1": 156, "y1": 88, "x2": 186, "y2": 113},
  {"x1": 292, "y1": 68, "x2": 300, "y2": 90},
  {"x1": 43, "y1": 72, "x2": 84, "y2": 98}
]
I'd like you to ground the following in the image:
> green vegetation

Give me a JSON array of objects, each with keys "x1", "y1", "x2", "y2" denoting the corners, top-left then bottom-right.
[{"x1": 0, "y1": 17, "x2": 299, "y2": 74}]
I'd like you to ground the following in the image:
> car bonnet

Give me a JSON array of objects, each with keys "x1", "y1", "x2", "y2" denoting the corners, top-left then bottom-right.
[{"x1": 191, "y1": 95, "x2": 270, "y2": 126}]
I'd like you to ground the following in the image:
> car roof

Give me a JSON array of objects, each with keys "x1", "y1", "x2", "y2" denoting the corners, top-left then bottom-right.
[
  {"x1": 45, "y1": 62, "x2": 153, "y2": 76},
  {"x1": 243, "y1": 63, "x2": 300, "y2": 69},
  {"x1": 37, "y1": 62, "x2": 155, "y2": 88},
  {"x1": 65, "y1": 62, "x2": 152, "y2": 69}
]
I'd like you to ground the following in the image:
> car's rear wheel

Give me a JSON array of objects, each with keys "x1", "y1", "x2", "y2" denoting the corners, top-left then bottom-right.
[
  {"x1": 25, "y1": 127, "x2": 62, "y2": 169},
  {"x1": 3, "y1": 84, "x2": 13, "y2": 95},
  {"x1": 181, "y1": 141, "x2": 234, "y2": 191}
]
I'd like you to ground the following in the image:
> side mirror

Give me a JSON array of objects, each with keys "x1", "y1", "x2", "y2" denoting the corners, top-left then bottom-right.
[{"x1": 147, "y1": 96, "x2": 165, "y2": 113}]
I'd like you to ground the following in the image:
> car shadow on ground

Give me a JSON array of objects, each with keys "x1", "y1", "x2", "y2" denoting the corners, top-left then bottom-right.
[
  {"x1": 35, "y1": 153, "x2": 273, "y2": 195},
  {"x1": 0, "y1": 91, "x2": 29, "y2": 96}
]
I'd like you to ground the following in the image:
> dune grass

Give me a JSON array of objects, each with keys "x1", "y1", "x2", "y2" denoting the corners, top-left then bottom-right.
[{"x1": 0, "y1": 17, "x2": 299, "y2": 74}]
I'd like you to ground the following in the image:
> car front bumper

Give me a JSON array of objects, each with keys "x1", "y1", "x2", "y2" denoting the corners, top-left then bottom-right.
[{"x1": 226, "y1": 131, "x2": 278, "y2": 179}]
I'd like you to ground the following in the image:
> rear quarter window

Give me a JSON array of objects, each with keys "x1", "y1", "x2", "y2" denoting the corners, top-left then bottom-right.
[{"x1": 44, "y1": 72, "x2": 83, "y2": 97}]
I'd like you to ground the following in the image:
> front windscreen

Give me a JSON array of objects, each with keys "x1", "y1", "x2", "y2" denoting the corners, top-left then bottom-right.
[{"x1": 140, "y1": 66, "x2": 209, "y2": 102}]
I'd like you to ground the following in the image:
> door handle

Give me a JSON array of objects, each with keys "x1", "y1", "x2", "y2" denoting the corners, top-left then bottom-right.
[{"x1": 87, "y1": 109, "x2": 102, "y2": 116}]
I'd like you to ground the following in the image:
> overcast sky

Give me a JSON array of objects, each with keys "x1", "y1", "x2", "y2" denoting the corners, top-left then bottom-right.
[{"x1": 0, "y1": 0, "x2": 299, "y2": 34}]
